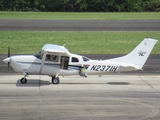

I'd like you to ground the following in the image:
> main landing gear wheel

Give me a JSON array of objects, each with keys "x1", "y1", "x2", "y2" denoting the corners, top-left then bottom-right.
[
  {"x1": 51, "y1": 77, "x2": 59, "y2": 85},
  {"x1": 20, "y1": 77, "x2": 27, "y2": 84}
]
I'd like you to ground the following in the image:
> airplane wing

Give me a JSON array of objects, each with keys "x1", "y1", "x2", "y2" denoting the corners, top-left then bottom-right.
[{"x1": 42, "y1": 44, "x2": 70, "y2": 55}]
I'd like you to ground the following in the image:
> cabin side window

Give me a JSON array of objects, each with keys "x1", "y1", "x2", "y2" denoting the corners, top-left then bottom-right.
[
  {"x1": 72, "y1": 57, "x2": 79, "y2": 62},
  {"x1": 46, "y1": 55, "x2": 59, "y2": 62}
]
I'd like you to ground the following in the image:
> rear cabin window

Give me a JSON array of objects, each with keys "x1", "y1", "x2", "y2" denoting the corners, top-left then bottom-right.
[
  {"x1": 72, "y1": 57, "x2": 79, "y2": 62},
  {"x1": 82, "y1": 57, "x2": 90, "y2": 61}
]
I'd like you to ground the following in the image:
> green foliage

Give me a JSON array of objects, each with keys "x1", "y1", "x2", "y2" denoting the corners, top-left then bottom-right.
[{"x1": 0, "y1": 0, "x2": 159, "y2": 12}]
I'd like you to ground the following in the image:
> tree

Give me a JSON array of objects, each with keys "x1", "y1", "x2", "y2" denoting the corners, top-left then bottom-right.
[{"x1": 0, "y1": 0, "x2": 159, "y2": 12}]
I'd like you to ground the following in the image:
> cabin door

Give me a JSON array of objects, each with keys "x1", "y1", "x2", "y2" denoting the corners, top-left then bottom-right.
[{"x1": 60, "y1": 56, "x2": 69, "y2": 70}]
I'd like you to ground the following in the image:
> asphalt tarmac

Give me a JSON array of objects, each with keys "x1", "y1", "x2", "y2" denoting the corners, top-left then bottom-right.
[
  {"x1": 0, "y1": 19, "x2": 160, "y2": 31},
  {"x1": 0, "y1": 75, "x2": 160, "y2": 120}
]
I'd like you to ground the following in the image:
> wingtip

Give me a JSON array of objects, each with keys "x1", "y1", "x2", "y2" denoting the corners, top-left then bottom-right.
[{"x1": 145, "y1": 38, "x2": 158, "y2": 43}]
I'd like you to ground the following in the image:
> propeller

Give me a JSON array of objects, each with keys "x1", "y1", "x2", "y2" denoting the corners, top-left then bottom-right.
[{"x1": 7, "y1": 46, "x2": 10, "y2": 70}]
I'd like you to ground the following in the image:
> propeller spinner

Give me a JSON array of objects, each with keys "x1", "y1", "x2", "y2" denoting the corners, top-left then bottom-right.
[{"x1": 8, "y1": 46, "x2": 10, "y2": 69}]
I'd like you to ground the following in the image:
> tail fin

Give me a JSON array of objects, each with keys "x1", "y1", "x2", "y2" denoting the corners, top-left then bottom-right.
[{"x1": 106, "y1": 38, "x2": 158, "y2": 69}]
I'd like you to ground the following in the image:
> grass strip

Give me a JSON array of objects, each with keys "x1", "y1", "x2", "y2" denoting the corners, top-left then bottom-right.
[
  {"x1": 0, "y1": 12, "x2": 160, "y2": 20},
  {"x1": 0, "y1": 31, "x2": 159, "y2": 54}
]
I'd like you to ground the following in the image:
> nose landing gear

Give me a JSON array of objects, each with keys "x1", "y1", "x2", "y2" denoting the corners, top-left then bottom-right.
[
  {"x1": 20, "y1": 73, "x2": 28, "y2": 84},
  {"x1": 20, "y1": 77, "x2": 27, "y2": 84}
]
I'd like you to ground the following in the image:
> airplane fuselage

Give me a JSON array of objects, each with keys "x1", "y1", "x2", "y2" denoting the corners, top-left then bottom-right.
[{"x1": 5, "y1": 54, "x2": 137, "y2": 77}]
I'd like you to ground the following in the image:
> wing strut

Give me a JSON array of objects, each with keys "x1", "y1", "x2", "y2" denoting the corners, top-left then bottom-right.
[{"x1": 39, "y1": 51, "x2": 47, "y2": 74}]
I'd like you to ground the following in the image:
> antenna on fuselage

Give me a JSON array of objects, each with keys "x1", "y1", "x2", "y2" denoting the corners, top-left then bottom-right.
[{"x1": 63, "y1": 44, "x2": 66, "y2": 47}]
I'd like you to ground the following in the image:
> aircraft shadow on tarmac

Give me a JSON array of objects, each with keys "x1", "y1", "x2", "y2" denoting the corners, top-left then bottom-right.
[
  {"x1": 15, "y1": 79, "x2": 131, "y2": 87},
  {"x1": 107, "y1": 82, "x2": 130, "y2": 85},
  {"x1": 16, "y1": 79, "x2": 50, "y2": 87},
  {"x1": 61, "y1": 82, "x2": 131, "y2": 85}
]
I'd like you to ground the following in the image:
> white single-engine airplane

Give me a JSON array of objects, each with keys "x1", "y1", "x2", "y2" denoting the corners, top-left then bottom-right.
[{"x1": 3, "y1": 38, "x2": 158, "y2": 84}]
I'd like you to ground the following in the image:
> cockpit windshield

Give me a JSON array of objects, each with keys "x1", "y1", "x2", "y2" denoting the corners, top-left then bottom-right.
[{"x1": 34, "y1": 50, "x2": 43, "y2": 59}]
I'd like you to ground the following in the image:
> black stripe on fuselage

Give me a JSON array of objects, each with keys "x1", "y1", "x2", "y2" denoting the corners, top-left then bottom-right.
[{"x1": 17, "y1": 61, "x2": 81, "y2": 70}]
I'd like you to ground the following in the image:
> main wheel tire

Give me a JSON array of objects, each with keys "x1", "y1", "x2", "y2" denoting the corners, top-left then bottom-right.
[
  {"x1": 52, "y1": 77, "x2": 59, "y2": 84},
  {"x1": 20, "y1": 77, "x2": 27, "y2": 84}
]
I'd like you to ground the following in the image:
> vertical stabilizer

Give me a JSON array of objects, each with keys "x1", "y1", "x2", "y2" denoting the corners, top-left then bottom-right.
[{"x1": 105, "y1": 38, "x2": 158, "y2": 68}]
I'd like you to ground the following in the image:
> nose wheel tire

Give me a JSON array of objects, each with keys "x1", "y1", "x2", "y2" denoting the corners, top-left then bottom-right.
[
  {"x1": 20, "y1": 77, "x2": 27, "y2": 84},
  {"x1": 52, "y1": 77, "x2": 59, "y2": 84}
]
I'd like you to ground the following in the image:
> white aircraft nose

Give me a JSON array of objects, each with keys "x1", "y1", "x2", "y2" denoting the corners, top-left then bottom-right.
[{"x1": 3, "y1": 57, "x2": 10, "y2": 64}]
